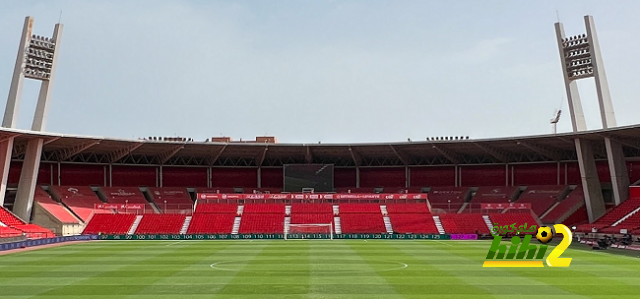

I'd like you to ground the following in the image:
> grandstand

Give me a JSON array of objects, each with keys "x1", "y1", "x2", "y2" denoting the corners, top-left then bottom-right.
[{"x1": 0, "y1": 10, "x2": 638, "y2": 253}]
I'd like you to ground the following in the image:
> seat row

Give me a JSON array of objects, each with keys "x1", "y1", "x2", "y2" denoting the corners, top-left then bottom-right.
[{"x1": 81, "y1": 203, "x2": 539, "y2": 235}]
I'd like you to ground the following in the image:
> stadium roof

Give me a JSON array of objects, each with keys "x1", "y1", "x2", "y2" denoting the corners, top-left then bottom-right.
[{"x1": 2, "y1": 125, "x2": 640, "y2": 167}]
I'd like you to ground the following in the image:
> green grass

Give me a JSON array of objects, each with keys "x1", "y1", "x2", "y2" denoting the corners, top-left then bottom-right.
[{"x1": 1, "y1": 240, "x2": 640, "y2": 298}]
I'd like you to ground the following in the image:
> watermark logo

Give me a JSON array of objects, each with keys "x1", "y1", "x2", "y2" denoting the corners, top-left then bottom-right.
[{"x1": 483, "y1": 224, "x2": 572, "y2": 268}]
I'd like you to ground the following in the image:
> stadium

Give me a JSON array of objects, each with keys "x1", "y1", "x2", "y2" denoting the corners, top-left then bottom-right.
[{"x1": 2, "y1": 4, "x2": 640, "y2": 298}]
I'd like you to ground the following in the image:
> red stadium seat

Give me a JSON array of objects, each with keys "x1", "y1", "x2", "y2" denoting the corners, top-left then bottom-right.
[
  {"x1": 187, "y1": 214, "x2": 236, "y2": 234},
  {"x1": 134, "y1": 214, "x2": 186, "y2": 234},
  {"x1": 439, "y1": 214, "x2": 490, "y2": 234},
  {"x1": 340, "y1": 213, "x2": 386, "y2": 233},
  {"x1": 83, "y1": 214, "x2": 137, "y2": 235}
]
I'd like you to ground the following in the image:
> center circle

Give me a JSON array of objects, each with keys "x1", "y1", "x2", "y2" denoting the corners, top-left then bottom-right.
[{"x1": 209, "y1": 259, "x2": 408, "y2": 274}]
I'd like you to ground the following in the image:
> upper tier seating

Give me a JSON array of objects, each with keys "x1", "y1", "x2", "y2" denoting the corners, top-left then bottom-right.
[
  {"x1": 392, "y1": 187, "x2": 425, "y2": 194},
  {"x1": 83, "y1": 214, "x2": 136, "y2": 235},
  {"x1": 439, "y1": 214, "x2": 490, "y2": 234},
  {"x1": 99, "y1": 187, "x2": 149, "y2": 204},
  {"x1": 195, "y1": 203, "x2": 238, "y2": 214},
  {"x1": 249, "y1": 188, "x2": 282, "y2": 194},
  {"x1": 470, "y1": 186, "x2": 518, "y2": 204},
  {"x1": 197, "y1": 188, "x2": 239, "y2": 194},
  {"x1": 339, "y1": 204, "x2": 381, "y2": 214},
  {"x1": 388, "y1": 214, "x2": 439, "y2": 234},
  {"x1": 34, "y1": 188, "x2": 80, "y2": 224},
  {"x1": 134, "y1": 214, "x2": 186, "y2": 234},
  {"x1": 51, "y1": 186, "x2": 109, "y2": 222},
  {"x1": 385, "y1": 204, "x2": 430, "y2": 214},
  {"x1": 187, "y1": 214, "x2": 236, "y2": 234},
  {"x1": 541, "y1": 188, "x2": 584, "y2": 224},
  {"x1": 99, "y1": 187, "x2": 154, "y2": 213},
  {"x1": 0, "y1": 206, "x2": 25, "y2": 226},
  {"x1": 516, "y1": 185, "x2": 568, "y2": 216},
  {"x1": 336, "y1": 188, "x2": 376, "y2": 194},
  {"x1": 340, "y1": 213, "x2": 386, "y2": 233},
  {"x1": 148, "y1": 187, "x2": 193, "y2": 205},
  {"x1": 428, "y1": 187, "x2": 469, "y2": 212},
  {"x1": 489, "y1": 213, "x2": 539, "y2": 235}
]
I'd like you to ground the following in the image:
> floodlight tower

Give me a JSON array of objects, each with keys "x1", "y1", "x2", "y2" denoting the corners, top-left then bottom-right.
[
  {"x1": 550, "y1": 109, "x2": 561, "y2": 134},
  {"x1": 0, "y1": 16, "x2": 63, "y2": 221},
  {"x1": 555, "y1": 15, "x2": 628, "y2": 222}
]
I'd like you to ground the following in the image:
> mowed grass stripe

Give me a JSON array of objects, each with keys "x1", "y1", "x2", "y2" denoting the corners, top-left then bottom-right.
[
  {"x1": 306, "y1": 241, "x2": 404, "y2": 298},
  {"x1": 34, "y1": 241, "x2": 233, "y2": 296},
  {"x1": 0, "y1": 241, "x2": 170, "y2": 297},
  {"x1": 216, "y1": 242, "x2": 310, "y2": 295},
  {"x1": 116, "y1": 241, "x2": 270, "y2": 297},
  {"x1": 413, "y1": 240, "x2": 640, "y2": 297},
  {"x1": 0, "y1": 240, "x2": 639, "y2": 298},
  {"x1": 348, "y1": 240, "x2": 494, "y2": 297},
  {"x1": 389, "y1": 240, "x2": 588, "y2": 298}
]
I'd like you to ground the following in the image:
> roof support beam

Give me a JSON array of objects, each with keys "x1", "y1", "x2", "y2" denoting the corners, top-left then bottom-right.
[
  {"x1": 517, "y1": 141, "x2": 562, "y2": 161},
  {"x1": 54, "y1": 141, "x2": 101, "y2": 161},
  {"x1": 348, "y1": 146, "x2": 362, "y2": 166},
  {"x1": 474, "y1": 143, "x2": 509, "y2": 163},
  {"x1": 157, "y1": 145, "x2": 184, "y2": 165},
  {"x1": 432, "y1": 144, "x2": 463, "y2": 164},
  {"x1": 206, "y1": 144, "x2": 227, "y2": 166},
  {"x1": 389, "y1": 145, "x2": 410, "y2": 165},
  {"x1": 599, "y1": 134, "x2": 640, "y2": 151},
  {"x1": 12, "y1": 143, "x2": 26, "y2": 158},
  {"x1": 44, "y1": 136, "x2": 61, "y2": 145},
  {"x1": 256, "y1": 146, "x2": 269, "y2": 167},
  {"x1": 108, "y1": 143, "x2": 143, "y2": 163},
  {"x1": 305, "y1": 146, "x2": 313, "y2": 164}
]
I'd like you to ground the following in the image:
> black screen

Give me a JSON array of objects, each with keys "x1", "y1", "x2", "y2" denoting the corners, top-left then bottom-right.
[{"x1": 283, "y1": 164, "x2": 334, "y2": 192}]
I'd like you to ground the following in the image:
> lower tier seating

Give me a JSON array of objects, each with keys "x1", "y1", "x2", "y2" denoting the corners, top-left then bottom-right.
[
  {"x1": 135, "y1": 214, "x2": 186, "y2": 234},
  {"x1": 290, "y1": 204, "x2": 333, "y2": 214},
  {"x1": 0, "y1": 226, "x2": 23, "y2": 238},
  {"x1": 388, "y1": 214, "x2": 438, "y2": 234},
  {"x1": 195, "y1": 203, "x2": 238, "y2": 214},
  {"x1": 239, "y1": 214, "x2": 284, "y2": 234},
  {"x1": 340, "y1": 213, "x2": 386, "y2": 233},
  {"x1": 339, "y1": 204, "x2": 381, "y2": 214},
  {"x1": 385, "y1": 204, "x2": 430, "y2": 214},
  {"x1": 83, "y1": 214, "x2": 136, "y2": 235},
  {"x1": 0, "y1": 207, "x2": 25, "y2": 226},
  {"x1": 187, "y1": 214, "x2": 236, "y2": 234},
  {"x1": 561, "y1": 206, "x2": 589, "y2": 227},
  {"x1": 439, "y1": 214, "x2": 490, "y2": 234},
  {"x1": 290, "y1": 213, "x2": 334, "y2": 224},
  {"x1": 12, "y1": 224, "x2": 55, "y2": 239}
]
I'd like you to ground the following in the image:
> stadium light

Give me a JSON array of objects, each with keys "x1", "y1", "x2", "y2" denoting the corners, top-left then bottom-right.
[{"x1": 1, "y1": 16, "x2": 63, "y2": 220}]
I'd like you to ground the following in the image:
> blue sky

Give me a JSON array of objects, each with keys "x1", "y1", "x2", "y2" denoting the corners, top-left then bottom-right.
[{"x1": 1, "y1": 1, "x2": 639, "y2": 143}]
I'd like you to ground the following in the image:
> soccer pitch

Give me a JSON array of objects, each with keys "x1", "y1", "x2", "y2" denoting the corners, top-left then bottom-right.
[{"x1": 1, "y1": 240, "x2": 639, "y2": 298}]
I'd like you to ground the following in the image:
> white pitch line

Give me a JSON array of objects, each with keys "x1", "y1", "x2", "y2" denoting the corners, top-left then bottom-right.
[
  {"x1": 165, "y1": 240, "x2": 186, "y2": 247},
  {"x1": 435, "y1": 240, "x2": 452, "y2": 246}
]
